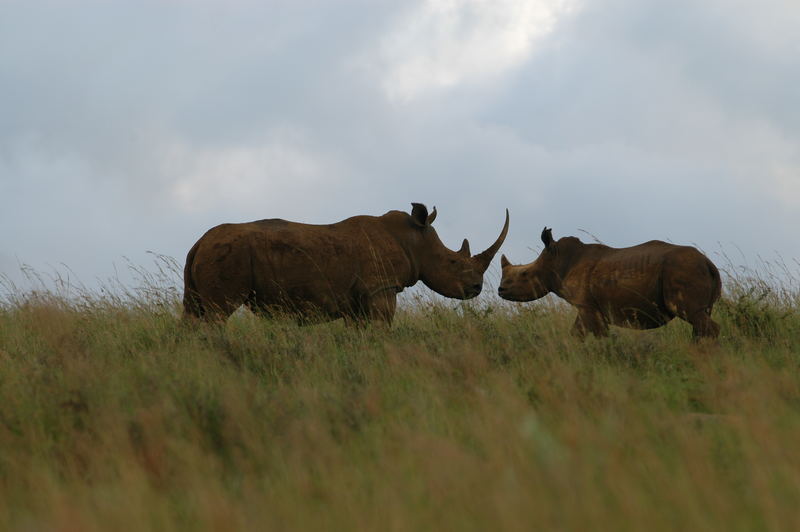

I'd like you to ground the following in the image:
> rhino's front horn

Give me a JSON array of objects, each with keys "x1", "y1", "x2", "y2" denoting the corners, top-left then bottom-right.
[{"x1": 473, "y1": 209, "x2": 510, "y2": 273}]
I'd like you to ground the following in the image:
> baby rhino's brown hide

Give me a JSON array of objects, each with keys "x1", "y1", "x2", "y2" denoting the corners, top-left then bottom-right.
[
  {"x1": 184, "y1": 203, "x2": 509, "y2": 324},
  {"x1": 498, "y1": 228, "x2": 721, "y2": 339}
]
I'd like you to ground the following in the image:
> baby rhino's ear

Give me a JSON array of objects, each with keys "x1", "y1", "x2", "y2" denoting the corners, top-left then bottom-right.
[{"x1": 541, "y1": 227, "x2": 553, "y2": 248}]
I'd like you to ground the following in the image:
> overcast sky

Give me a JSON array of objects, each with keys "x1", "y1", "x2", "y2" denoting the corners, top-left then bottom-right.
[{"x1": 2, "y1": 0, "x2": 799, "y2": 294}]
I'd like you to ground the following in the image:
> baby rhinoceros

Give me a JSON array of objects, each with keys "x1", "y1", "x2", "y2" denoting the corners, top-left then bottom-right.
[{"x1": 498, "y1": 228, "x2": 721, "y2": 340}]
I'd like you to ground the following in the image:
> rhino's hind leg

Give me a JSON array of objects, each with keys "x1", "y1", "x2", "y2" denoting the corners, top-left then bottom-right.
[
  {"x1": 662, "y1": 262, "x2": 721, "y2": 340},
  {"x1": 665, "y1": 294, "x2": 720, "y2": 340},
  {"x1": 183, "y1": 287, "x2": 242, "y2": 322},
  {"x1": 183, "y1": 288, "x2": 205, "y2": 320},
  {"x1": 687, "y1": 308, "x2": 721, "y2": 341},
  {"x1": 572, "y1": 308, "x2": 609, "y2": 338},
  {"x1": 194, "y1": 290, "x2": 248, "y2": 322}
]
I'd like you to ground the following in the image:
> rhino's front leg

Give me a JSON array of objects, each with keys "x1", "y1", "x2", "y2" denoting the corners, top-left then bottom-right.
[
  {"x1": 344, "y1": 289, "x2": 398, "y2": 327},
  {"x1": 572, "y1": 307, "x2": 609, "y2": 338},
  {"x1": 365, "y1": 290, "x2": 397, "y2": 325}
]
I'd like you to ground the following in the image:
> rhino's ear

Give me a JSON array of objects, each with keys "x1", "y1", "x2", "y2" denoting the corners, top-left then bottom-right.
[
  {"x1": 411, "y1": 203, "x2": 430, "y2": 227},
  {"x1": 458, "y1": 238, "x2": 471, "y2": 256},
  {"x1": 426, "y1": 206, "x2": 437, "y2": 225},
  {"x1": 541, "y1": 227, "x2": 553, "y2": 248},
  {"x1": 500, "y1": 254, "x2": 510, "y2": 268}
]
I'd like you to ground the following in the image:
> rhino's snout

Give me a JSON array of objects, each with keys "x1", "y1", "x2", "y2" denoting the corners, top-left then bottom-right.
[
  {"x1": 458, "y1": 282, "x2": 483, "y2": 299},
  {"x1": 467, "y1": 282, "x2": 483, "y2": 298},
  {"x1": 497, "y1": 278, "x2": 531, "y2": 301},
  {"x1": 498, "y1": 281, "x2": 514, "y2": 299}
]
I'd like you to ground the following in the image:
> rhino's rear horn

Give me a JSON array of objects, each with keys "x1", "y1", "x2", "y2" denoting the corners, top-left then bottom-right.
[
  {"x1": 458, "y1": 238, "x2": 471, "y2": 257},
  {"x1": 473, "y1": 209, "x2": 510, "y2": 273}
]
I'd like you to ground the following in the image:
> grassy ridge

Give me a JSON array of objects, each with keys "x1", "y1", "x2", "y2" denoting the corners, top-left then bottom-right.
[{"x1": 1, "y1": 271, "x2": 800, "y2": 530}]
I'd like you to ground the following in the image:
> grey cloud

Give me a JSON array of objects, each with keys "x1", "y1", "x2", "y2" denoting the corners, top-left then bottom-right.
[
  {"x1": 2, "y1": 0, "x2": 799, "y2": 291},
  {"x1": 472, "y1": 0, "x2": 800, "y2": 264}
]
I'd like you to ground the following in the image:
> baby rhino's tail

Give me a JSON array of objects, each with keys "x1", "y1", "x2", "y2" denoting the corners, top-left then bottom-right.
[
  {"x1": 182, "y1": 241, "x2": 204, "y2": 320},
  {"x1": 706, "y1": 257, "x2": 722, "y2": 311}
]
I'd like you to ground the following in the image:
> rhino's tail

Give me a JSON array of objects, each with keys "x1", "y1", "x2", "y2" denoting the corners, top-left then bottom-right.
[
  {"x1": 706, "y1": 257, "x2": 722, "y2": 310},
  {"x1": 183, "y1": 240, "x2": 204, "y2": 319}
]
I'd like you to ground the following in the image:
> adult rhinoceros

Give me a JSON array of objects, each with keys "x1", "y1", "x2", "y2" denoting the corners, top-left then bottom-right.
[
  {"x1": 184, "y1": 203, "x2": 509, "y2": 324},
  {"x1": 498, "y1": 228, "x2": 721, "y2": 339}
]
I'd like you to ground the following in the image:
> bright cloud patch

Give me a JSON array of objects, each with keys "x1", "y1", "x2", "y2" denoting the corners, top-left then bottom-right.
[
  {"x1": 167, "y1": 132, "x2": 343, "y2": 216},
  {"x1": 378, "y1": 0, "x2": 579, "y2": 102},
  {"x1": 774, "y1": 164, "x2": 800, "y2": 209}
]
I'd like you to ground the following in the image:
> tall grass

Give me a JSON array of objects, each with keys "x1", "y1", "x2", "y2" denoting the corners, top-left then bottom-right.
[{"x1": 1, "y1": 257, "x2": 800, "y2": 531}]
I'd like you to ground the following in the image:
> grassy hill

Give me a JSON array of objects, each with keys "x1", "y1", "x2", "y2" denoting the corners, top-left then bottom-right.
[{"x1": 1, "y1": 263, "x2": 799, "y2": 531}]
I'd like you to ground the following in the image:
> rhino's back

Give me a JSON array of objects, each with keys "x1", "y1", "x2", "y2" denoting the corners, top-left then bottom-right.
[
  {"x1": 194, "y1": 217, "x2": 364, "y2": 283},
  {"x1": 196, "y1": 217, "x2": 359, "y2": 255},
  {"x1": 592, "y1": 240, "x2": 694, "y2": 272},
  {"x1": 190, "y1": 216, "x2": 409, "y2": 314},
  {"x1": 585, "y1": 241, "x2": 701, "y2": 327}
]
